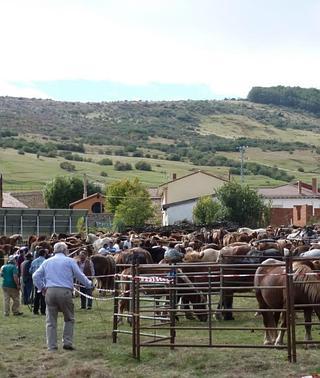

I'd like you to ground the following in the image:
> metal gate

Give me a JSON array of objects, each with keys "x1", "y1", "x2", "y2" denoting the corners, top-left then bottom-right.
[{"x1": 112, "y1": 256, "x2": 320, "y2": 362}]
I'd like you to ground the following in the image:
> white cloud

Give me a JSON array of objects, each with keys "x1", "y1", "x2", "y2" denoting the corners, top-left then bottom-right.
[
  {"x1": 0, "y1": 0, "x2": 319, "y2": 98},
  {"x1": 0, "y1": 81, "x2": 50, "y2": 99}
]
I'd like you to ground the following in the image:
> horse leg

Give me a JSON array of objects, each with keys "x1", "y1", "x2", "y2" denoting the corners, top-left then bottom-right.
[
  {"x1": 215, "y1": 298, "x2": 223, "y2": 321},
  {"x1": 256, "y1": 291, "x2": 277, "y2": 345},
  {"x1": 181, "y1": 296, "x2": 195, "y2": 320},
  {"x1": 223, "y1": 291, "x2": 234, "y2": 321},
  {"x1": 275, "y1": 311, "x2": 286, "y2": 346},
  {"x1": 303, "y1": 308, "x2": 314, "y2": 348}
]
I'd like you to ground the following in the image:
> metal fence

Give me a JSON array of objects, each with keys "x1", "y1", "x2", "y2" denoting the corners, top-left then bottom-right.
[
  {"x1": 0, "y1": 208, "x2": 88, "y2": 237},
  {"x1": 112, "y1": 255, "x2": 320, "y2": 362}
]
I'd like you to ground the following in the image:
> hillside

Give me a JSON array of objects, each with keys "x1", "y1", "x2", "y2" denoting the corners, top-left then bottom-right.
[{"x1": 1, "y1": 95, "x2": 320, "y2": 191}]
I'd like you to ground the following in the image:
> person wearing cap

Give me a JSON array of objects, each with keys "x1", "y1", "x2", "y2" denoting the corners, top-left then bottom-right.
[
  {"x1": 0, "y1": 255, "x2": 23, "y2": 316},
  {"x1": 98, "y1": 243, "x2": 109, "y2": 256},
  {"x1": 32, "y1": 242, "x2": 93, "y2": 352}
]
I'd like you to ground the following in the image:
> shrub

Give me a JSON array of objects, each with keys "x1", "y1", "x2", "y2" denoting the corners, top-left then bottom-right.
[
  {"x1": 98, "y1": 158, "x2": 113, "y2": 166},
  {"x1": 101, "y1": 171, "x2": 108, "y2": 177},
  {"x1": 114, "y1": 161, "x2": 132, "y2": 171},
  {"x1": 135, "y1": 160, "x2": 152, "y2": 171},
  {"x1": 60, "y1": 161, "x2": 76, "y2": 171},
  {"x1": 132, "y1": 151, "x2": 143, "y2": 157}
]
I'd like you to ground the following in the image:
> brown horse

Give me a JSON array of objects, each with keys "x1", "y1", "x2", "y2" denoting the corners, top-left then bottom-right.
[
  {"x1": 91, "y1": 254, "x2": 116, "y2": 292},
  {"x1": 255, "y1": 258, "x2": 320, "y2": 346},
  {"x1": 114, "y1": 248, "x2": 153, "y2": 270}
]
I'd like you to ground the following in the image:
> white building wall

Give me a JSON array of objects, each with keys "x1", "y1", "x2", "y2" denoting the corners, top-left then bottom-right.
[{"x1": 163, "y1": 200, "x2": 197, "y2": 225}]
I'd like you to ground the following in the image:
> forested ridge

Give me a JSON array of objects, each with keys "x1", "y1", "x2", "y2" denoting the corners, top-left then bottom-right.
[{"x1": 248, "y1": 86, "x2": 320, "y2": 115}]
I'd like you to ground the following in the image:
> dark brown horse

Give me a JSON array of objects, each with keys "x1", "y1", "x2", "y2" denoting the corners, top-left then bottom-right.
[
  {"x1": 91, "y1": 254, "x2": 116, "y2": 292},
  {"x1": 255, "y1": 258, "x2": 320, "y2": 346},
  {"x1": 114, "y1": 248, "x2": 153, "y2": 270}
]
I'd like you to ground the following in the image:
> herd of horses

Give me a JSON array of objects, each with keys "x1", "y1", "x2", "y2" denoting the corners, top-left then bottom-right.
[{"x1": 2, "y1": 225, "x2": 320, "y2": 346}]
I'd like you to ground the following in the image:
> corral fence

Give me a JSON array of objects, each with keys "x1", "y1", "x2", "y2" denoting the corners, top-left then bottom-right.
[{"x1": 112, "y1": 255, "x2": 320, "y2": 362}]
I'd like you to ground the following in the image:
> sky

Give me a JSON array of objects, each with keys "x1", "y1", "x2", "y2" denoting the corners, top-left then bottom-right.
[{"x1": 0, "y1": 0, "x2": 319, "y2": 102}]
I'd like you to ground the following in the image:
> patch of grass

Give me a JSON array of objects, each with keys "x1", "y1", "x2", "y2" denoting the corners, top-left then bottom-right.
[{"x1": 1, "y1": 287, "x2": 320, "y2": 377}]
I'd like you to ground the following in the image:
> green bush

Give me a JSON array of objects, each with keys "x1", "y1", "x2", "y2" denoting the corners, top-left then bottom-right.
[
  {"x1": 114, "y1": 161, "x2": 132, "y2": 171},
  {"x1": 98, "y1": 158, "x2": 113, "y2": 166},
  {"x1": 135, "y1": 161, "x2": 152, "y2": 171},
  {"x1": 60, "y1": 161, "x2": 76, "y2": 171}
]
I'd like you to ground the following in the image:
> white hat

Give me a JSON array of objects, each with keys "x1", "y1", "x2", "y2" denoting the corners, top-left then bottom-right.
[{"x1": 8, "y1": 255, "x2": 16, "y2": 263}]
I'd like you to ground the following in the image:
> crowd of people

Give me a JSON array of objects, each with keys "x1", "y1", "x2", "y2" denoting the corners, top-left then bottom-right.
[{"x1": 0, "y1": 243, "x2": 94, "y2": 352}]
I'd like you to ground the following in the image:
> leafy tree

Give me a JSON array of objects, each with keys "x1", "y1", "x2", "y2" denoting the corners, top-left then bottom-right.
[
  {"x1": 113, "y1": 196, "x2": 154, "y2": 229},
  {"x1": 43, "y1": 176, "x2": 101, "y2": 208},
  {"x1": 193, "y1": 196, "x2": 223, "y2": 225},
  {"x1": 215, "y1": 181, "x2": 267, "y2": 227},
  {"x1": 106, "y1": 178, "x2": 155, "y2": 228}
]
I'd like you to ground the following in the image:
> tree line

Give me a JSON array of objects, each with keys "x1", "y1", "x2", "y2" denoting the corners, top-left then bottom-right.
[{"x1": 247, "y1": 86, "x2": 320, "y2": 115}]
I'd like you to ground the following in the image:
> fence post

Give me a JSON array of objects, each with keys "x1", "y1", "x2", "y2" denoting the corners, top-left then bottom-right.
[
  {"x1": 131, "y1": 262, "x2": 137, "y2": 358},
  {"x1": 169, "y1": 264, "x2": 176, "y2": 350},
  {"x1": 112, "y1": 274, "x2": 119, "y2": 344},
  {"x1": 136, "y1": 264, "x2": 141, "y2": 361},
  {"x1": 288, "y1": 253, "x2": 296, "y2": 362},
  {"x1": 208, "y1": 267, "x2": 212, "y2": 346},
  {"x1": 285, "y1": 254, "x2": 292, "y2": 362}
]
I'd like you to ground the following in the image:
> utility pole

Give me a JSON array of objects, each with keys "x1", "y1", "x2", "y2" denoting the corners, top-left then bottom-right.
[
  {"x1": 237, "y1": 146, "x2": 248, "y2": 184},
  {"x1": 83, "y1": 173, "x2": 88, "y2": 199},
  {"x1": 0, "y1": 174, "x2": 2, "y2": 207}
]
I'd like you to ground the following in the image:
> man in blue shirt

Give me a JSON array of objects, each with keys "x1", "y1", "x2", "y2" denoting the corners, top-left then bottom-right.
[
  {"x1": 33, "y1": 242, "x2": 93, "y2": 351},
  {"x1": 29, "y1": 249, "x2": 47, "y2": 315}
]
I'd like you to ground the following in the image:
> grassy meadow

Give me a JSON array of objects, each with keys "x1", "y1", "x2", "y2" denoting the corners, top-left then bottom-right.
[
  {"x1": 1, "y1": 284, "x2": 320, "y2": 378},
  {"x1": 0, "y1": 144, "x2": 316, "y2": 193}
]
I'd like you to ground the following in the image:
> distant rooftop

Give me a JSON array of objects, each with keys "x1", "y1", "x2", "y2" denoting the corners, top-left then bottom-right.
[
  {"x1": 2, "y1": 193, "x2": 28, "y2": 208},
  {"x1": 258, "y1": 181, "x2": 320, "y2": 198}
]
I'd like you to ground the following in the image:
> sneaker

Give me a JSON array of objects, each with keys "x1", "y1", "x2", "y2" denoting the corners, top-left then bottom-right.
[
  {"x1": 87, "y1": 307, "x2": 92, "y2": 310},
  {"x1": 13, "y1": 312, "x2": 23, "y2": 316},
  {"x1": 63, "y1": 345, "x2": 75, "y2": 351},
  {"x1": 48, "y1": 347, "x2": 58, "y2": 352}
]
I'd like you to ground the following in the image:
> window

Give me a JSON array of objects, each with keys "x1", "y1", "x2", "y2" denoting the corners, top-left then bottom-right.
[{"x1": 91, "y1": 202, "x2": 104, "y2": 213}]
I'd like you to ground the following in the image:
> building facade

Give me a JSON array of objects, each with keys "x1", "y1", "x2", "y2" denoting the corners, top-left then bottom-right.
[{"x1": 159, "y1": 170, "x2": 228, "y2": 226}]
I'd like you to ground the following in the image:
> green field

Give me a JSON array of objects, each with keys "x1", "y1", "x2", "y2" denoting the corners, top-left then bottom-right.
[
  {"x1": 200, "y1": 113, "x2": 320, "y2": 145},
  {"x1": 1, "y1": 285, "x2": 320, "y2": 377}
]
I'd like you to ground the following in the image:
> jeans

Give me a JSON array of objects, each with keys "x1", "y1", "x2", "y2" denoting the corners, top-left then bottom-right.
[{"x1": 80, "y1": 286, "x2": 93, "y2": 309}]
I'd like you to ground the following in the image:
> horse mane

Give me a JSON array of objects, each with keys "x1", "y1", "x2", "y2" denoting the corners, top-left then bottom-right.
[{"x1": 293, "y1": 262, "x2": 320, "y2": 304}]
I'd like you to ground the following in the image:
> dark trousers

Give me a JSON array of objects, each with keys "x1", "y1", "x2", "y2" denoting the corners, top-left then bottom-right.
[
  {"x1": 23, "y1": 279, "x2": 33, "y2": 305},
  {"x1": 34, "y1": 287, "x2": 46, "y2": 315},
  {"x1": 80, "y1": 286, "x2": 92, "y2": 309}
]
